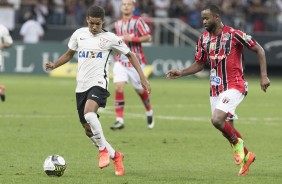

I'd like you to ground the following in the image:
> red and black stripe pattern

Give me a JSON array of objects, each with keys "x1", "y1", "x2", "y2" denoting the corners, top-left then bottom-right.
[{"x1": 195, "y1": 26, "x2": 257, "y2": 96}]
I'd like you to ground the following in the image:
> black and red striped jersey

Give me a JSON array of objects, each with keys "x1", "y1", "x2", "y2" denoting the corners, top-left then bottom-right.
[
  {"x1": 195, "y1": 25, "x2": 257, "y2": 97},
  {"x1": 114, "y1": 16, "x2": 150, "y2": 64}
]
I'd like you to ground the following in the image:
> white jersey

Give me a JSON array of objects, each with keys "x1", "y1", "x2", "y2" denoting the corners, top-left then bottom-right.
[
  {"x1": 0, "y1": 24, "x2": 13, "y2": 68},
  {"x1": 68, "y1": 27, "x2": 130, "y2": 93},
  {"x1": 0, "y1": 24, "x2": 13, "y2": 46},
  {"x1": 19, "y1": 20, "x2": 44, "y2": 43}
]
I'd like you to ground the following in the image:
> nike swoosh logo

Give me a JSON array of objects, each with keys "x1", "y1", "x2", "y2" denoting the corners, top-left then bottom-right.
[{"x1": 92, "y1": 94, "x2": 99, "y2": 98}]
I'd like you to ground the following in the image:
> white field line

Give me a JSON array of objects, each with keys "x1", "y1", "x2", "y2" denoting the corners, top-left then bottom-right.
[
  {"x1": 99, "y1": 110, "x2": 281, "y2": 123},
  {"x1": 0, "y1": 108, "x2": 281, "y2": 123}
]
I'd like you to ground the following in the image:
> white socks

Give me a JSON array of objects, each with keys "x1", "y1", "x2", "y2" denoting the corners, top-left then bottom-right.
[
  {"x1": 116, "y1": 117, "x2": 124, "y2": 123},
  {"x1": 146, "y1": 110, "x2": 153, "y2": 116},
  {"x1": 85, "y1": 112, "x2": 116, "y2": 158},
  {"x1": 85, "y1": 112, "x2": 106, "y2": 150}
]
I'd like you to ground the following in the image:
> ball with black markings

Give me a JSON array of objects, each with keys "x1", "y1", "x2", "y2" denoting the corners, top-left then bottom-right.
[{"x1": 43, "y1": 155, "x2": 66, "y2": 177}]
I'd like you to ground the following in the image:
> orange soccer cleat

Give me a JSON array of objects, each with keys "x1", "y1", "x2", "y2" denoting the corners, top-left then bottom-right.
[
  {"x1": 113, "y1": 152, "x2": 125, "y2": 176},
  {"x1": 238, "y1": 152, "x2": 256, "y2": 176},
  {"x1": 98, "y1": 148, "x2": 110, "y2": 169}
]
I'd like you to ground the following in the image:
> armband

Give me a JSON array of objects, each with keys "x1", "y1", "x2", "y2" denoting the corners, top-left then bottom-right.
[{"x1": 131, "y1": 37, "x2": 140, "y2": 42}]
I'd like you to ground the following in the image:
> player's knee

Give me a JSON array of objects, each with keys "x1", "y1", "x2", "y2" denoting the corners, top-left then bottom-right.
[
  {"x1": 211, "y1": 116, "x2": 223, "y2": 129},
  {"x1": 135, "y1": 88, "x2": 145, "y2": 95},
  {"x1": 115, "y1": 83, "x2": 125, "y2": 93},
  {"x1": 84, "y1": 112, "x2": 94, "y2": 122}
]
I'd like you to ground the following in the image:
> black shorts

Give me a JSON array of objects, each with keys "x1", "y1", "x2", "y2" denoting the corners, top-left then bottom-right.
[{"x1": 76, "y1": 86, "x2": 110, "y2": 124}]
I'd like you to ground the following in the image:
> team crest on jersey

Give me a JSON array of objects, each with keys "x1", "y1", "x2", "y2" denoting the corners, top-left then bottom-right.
[
  {"x1": 243, "y1": 33, "x2": 251, "y2": 41},
  {"x1": 99, "y1": 38, "x2": 110, "y2": 49},
  {"x1": 222, "y1": 33, "x2": 231, "y2": 41},
  {"x1": 203, "y1": 36, "x2": 209, "y2": 44}
]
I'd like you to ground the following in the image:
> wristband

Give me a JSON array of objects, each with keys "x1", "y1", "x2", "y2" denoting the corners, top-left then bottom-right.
[{"x1": 131, "y1": 37, "x2": 140, "y2": 42}]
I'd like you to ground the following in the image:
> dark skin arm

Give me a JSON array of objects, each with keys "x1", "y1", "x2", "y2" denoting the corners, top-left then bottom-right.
[
  {"x1": 45, "y1": 49, "x2": 76, "y2": 70},
  {"x1": 249, "y1": 43, "x2": 270, "y2": 92},
  {"x1": 166, "y1": 61, "x2": 205, "y2": 79}
]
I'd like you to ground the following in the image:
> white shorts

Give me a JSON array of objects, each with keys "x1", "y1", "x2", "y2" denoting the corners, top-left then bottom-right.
[
  {"x1": 113, "y1": 62, "x2": 145, "y2": 90},
  {"x1": 210, "y1": 89, "x2": 244, "y2": 120}
]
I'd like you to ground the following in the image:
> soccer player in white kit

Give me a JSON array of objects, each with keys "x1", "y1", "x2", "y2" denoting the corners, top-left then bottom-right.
[
  {"x1": 110, "y1": 0, "x2": 155, "y2": 130},
  {"x1": 0, "y1": 24, "x2": 13, "y2": 102},
  {"x1": 45, "y1": 5, "x2": 151, "y2": 176}
]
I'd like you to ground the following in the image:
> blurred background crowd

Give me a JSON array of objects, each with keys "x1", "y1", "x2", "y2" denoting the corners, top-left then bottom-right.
[{"x1": 1, "y1": 0, "x2": 282, "y2": 34}]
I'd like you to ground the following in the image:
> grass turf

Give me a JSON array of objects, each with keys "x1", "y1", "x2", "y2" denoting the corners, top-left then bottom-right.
[{"x1": 0, "y1": 75, "x2": 281, "y2": 184}]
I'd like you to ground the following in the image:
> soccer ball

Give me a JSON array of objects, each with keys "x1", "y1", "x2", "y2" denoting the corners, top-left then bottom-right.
[{"x1": 43, "y1": 155, "x2": 66, "y2": 177}]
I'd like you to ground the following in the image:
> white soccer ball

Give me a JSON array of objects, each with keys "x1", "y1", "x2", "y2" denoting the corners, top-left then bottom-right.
[{"x1": 43, "y1": 155, "x2": 66, "y2": 177}]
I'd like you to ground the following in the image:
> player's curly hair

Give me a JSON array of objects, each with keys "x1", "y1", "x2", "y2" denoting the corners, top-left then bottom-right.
[
  {"x1": 203, "y1": 4, "x2": 221, "y2": 17},
  {"x1": 87, "y1": 5, "x2": 105, "y2": 20}
]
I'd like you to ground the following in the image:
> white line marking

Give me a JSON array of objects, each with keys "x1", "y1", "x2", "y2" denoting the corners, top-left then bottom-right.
[{"x1": 1, "y1": 110, "x2": 281, "y2": 124}]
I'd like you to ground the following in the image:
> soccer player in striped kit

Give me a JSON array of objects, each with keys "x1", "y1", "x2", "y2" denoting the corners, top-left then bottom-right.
[
  {"x1": 45, "y1": 5, "x2": 151, "y2": 176},
  {"x1": 166, "y1": 4, "x2": 270, "y2": 176},
  {"x1": 0, "y1": 24, "x2": 13, "y2": 102},
  {"x1": 110, "y1": 0, "x2": 155, "y2": 130}
]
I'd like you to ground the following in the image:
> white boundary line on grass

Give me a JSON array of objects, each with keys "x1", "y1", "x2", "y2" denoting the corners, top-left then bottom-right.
[
  {"x1": 0, "y1": 109, "x2": 281, "y2": 123},
  {"x1": 99, "y1": 110, "x2": 281, "y2": 123}
]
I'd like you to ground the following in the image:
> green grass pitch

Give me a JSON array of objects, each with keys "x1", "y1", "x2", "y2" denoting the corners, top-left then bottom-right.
[{"x1": 0, "y1": 75, "x2": 282, "y2": 184}]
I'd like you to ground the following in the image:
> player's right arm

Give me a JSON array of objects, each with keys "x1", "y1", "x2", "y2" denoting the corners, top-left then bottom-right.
[
  {"x1": 167, "y1": 35, "x2": 206, "y2": 79},
  {"x1": 166, "y1": 62, "x2": 205, "y2": 79},
  {"x1": 45, "y1": 49, "x2": 76, "y2": 70}
]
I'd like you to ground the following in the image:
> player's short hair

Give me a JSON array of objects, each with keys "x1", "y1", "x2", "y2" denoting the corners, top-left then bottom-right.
[
  {"x1": 202, "y1": 4, "x2": 221, "y2": 17},
  {"x1": 87, "y1": 5, "x2": 105, "y2": 20}
]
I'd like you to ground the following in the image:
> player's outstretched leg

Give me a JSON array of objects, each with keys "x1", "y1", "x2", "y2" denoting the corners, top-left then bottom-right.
[
  {"x1": 84, "y1": 112, "x2": 110, "y2": 168},
  {"x1": 220, "y1": 121, "x2": 244, "y2": 165},
  {"x1": 98, "y1": 147, "x2": 110, "y2": 169}
]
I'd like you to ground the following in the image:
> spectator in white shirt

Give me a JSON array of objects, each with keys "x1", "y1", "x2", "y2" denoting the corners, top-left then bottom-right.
[{"x1": 20, "y1": 11, "x2": 44, "y2": 44}]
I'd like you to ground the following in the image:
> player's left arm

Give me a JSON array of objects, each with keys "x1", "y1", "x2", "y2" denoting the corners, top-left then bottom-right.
[
  {"x1": 123, "y1": 34, "x2": 152, "y2": 43},
  {"x1": 126, "y1": 51, "x2": 151, "y2": 94},
  {"x1": 249, "y1": 43, "x2": 270, "y2": 92},
  {"x1": 122, "y1": 33, "x2": 151, "y2": 43},
  {"x1": 235, "y1": 30, "x2": 270, "y2": 92}
]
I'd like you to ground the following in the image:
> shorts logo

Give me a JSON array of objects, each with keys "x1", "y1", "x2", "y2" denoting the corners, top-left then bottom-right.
[
  {"x1": 222, "y1": 97, "x2": 230, "y2": 104},
  {"x1": 91, "y1": 94, "x2": 99, "y2": 98}
]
